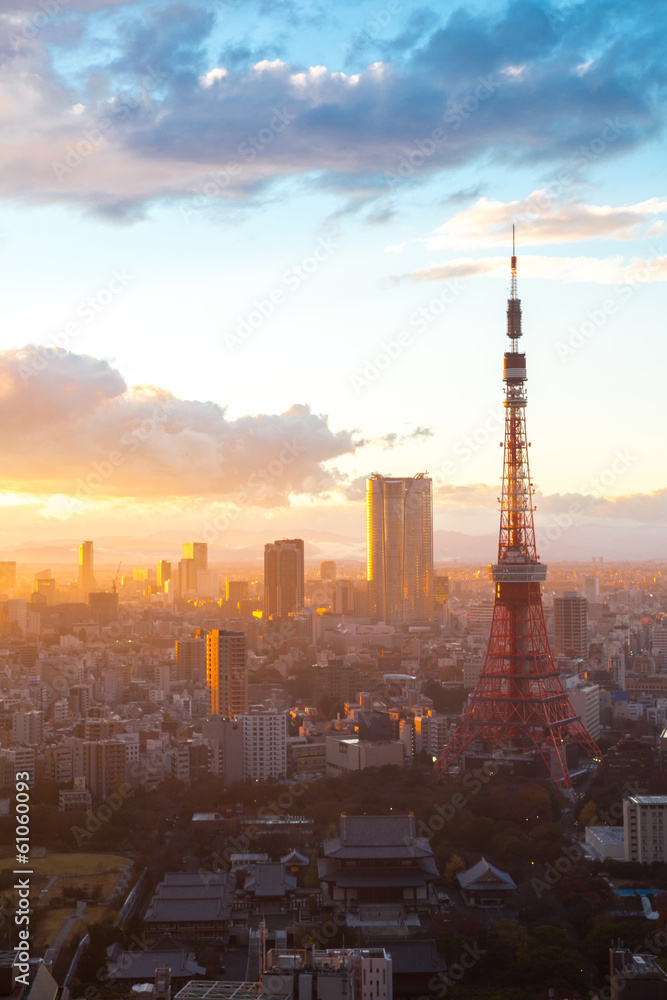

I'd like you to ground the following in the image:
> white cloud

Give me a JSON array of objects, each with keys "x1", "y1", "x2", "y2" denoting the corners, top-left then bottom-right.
[
  {"x1": 407, "y1": 252, "x2": 667, "y2": 284},
  {"x1": 199, "y1": 68, "x2": 228, "y2": 88},
  {"x1": 425, "y1": 191, "x2": 667, "y2": 249}
]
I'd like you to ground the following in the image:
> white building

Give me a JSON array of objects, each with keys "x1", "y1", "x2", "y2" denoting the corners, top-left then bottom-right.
[
  {"x1": 624, "y1": 795, "x2": 667, "y2": 863},
  {"x1": 566, "y1": 682, "x2": 601, "y2": 741},
  {"x1": 585, "y1": 826, "x2": 625, "y2": 860},
  {"x1": 325, "y1": 736, "x2": 404, "y2": 777},
  {"x1": 240, "y1": 712, "x2": 287, "y2": 782},
  {"x1": 12, "y1": 710, "x2": 44, "y2": 746}
]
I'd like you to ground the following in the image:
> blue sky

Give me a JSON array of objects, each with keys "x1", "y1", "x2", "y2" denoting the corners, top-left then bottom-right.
[{"x1": 0, "y1": 0, "x2": 665, "y2": 559}]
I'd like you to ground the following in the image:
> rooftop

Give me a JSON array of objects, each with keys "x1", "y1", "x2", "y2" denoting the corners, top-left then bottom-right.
[{"x1": 175, "y1": 983, "x2": 289, "y2": 1000}]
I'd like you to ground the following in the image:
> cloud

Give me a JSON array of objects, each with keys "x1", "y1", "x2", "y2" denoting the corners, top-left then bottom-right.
[
  {"x1": 0, "y1": 346, "x2": 359, "y2": 501},
  {"x1": 0, "y1": 0, "x2": 662, "y2": 216},
  {"x1": 404, "y1": 252, "x2": 667, "y2": 284},
  {"x1": 425, "y1": 191, "x2": 667, "y2": 249},
  {"x1": 537, "y1": 488, "x2": 667, "y2": 526}
]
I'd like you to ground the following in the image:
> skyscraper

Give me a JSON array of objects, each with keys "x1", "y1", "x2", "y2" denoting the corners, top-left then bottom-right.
[
  {"x1": 554, "y1": 591, "x2": 589, "y2": 665},
  {"x1": 181, "y1": 542, "x2": 207, "y2": 594},
  {"x1": 206, "y1": 629, "x2": 248, "y2": 717},
  {"x1": 157, "y1": 560, "x2": 172, "y2": 590},
  {"x1": 264, "y1": 539, "x2": 305, "y2": 619},
  {"x1": 78, "y1": 541, "x2": 94, "y2": 594},
  {"x1": 366, "y1": 474, "x2": 433, "y2": 624}
]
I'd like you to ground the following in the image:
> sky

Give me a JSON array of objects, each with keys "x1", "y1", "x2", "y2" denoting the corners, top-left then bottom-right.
[{"x1": 0, "y1": 0, "x2": 665, "y2": 565}]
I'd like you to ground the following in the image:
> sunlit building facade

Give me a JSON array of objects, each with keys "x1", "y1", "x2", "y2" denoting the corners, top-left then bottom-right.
[{"x1": 366, "y1": 474, "x2": 433, "y2": 624}]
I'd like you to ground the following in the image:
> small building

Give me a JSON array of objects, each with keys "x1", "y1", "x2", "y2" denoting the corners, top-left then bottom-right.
[
  {"x1": 585, "y1": 825, "x2": 625, "y2": 860},
  {"x1": 457, "y1": 857, "x2": 516, "y2": 907},
  {"x1": 610, "y1": 948, "x2": 667, "y2": 1000}
]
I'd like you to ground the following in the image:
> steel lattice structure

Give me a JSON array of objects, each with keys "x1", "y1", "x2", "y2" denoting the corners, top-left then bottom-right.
[{"x1": 435, "y1": 233, "x2": 601, "y2": 789}]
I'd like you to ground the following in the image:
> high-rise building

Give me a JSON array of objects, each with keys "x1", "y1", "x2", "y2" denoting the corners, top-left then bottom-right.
[
  {"x1": 157, "y1": 560, "x2": 172, "y2": 590},
  {"x1": 623, "y1": 795, "x2": 667, "y2": 863},
  {"x1": 366, "y1": 474, "x2": 433, "y2": 624},
  {"x1": 86, "y1": 739, "x2": 126, "y2": 801},
  {"x1": 12, "y1": 710, "x2": 44, "y2": 746},
  {"x1": 240, "y1": 712, "x2": 287, "y2": 781},
  {"x1": 554, "y1": 591, "x2": 589, "y2": 665},
  {"x1": 206, "y1": 630, "x2": 248, "y2": 717},
  {"x1": 320, "y1": 560, "x2": 336, "y2": 581},
  {"x1": 226, "y1": 580, "x2": 249, "y2": 605},
  {"x1": 582, "y1": 575, "x2": 600, "y2": 604},
  {"x1": 183, "y1": 542, "x2": 207, "y2": 573},
  {"x1": 264, "y1": 539, "x2": 305, "y2": 619},
  {"x1": 78, "y1": 541, "x2": 94, "y2": 594},
  {"x1": 175, "y1": 635, "x2": 207, "y2": 682}
]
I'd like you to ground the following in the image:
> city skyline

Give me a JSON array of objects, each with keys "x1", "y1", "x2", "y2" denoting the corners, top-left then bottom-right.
[{"x1": 0, "y1": 0, "x2": 664, "y2": 561}]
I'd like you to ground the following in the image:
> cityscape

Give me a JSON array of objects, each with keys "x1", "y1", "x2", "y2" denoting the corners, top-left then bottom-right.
[{"x1": 0, "y1": 1, "x2": 666, "y2": 1000}]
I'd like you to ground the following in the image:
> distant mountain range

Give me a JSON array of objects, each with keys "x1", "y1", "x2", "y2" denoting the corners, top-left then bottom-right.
[{"x1": 4, "y1": 523, "x2": 667, "y2": 572}]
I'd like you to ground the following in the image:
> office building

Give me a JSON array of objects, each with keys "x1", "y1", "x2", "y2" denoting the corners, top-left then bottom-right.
[
  {"x1": 264, "y1": 539, "x2": 305, "y2": 619},
  {"x1": 157, "y1": 560, "x2": 172, "y2": 590},
  {"x1": 181, "y1": 542, "x2": 207, "y2": 594},
  {"x1": 583, "y1": 574, "x2": 600, "y2": 604},
  {"x1": 610, "y1": 948, "x2": 667, "y2": 1000},
  {"x1": 86, "y1": 739, "x2": 126, "y2": 801},
  {"x1": 78, "y1": 540, "x2": 95, "y2": 594},
  {"x1": 320, "y1": 560, "x2": 336, "y2": 581},
  {"x1": 366, "y1": 474, "x2": 433, "y2": 624},
  {"x1": 554, "y1": 591, "x2": 589, "y2": 665},
  {"x1": 623, "y1": 795, "x2": 667, "y2": 863},
  {"x1": 12, "y1": 710, "x2": 44, "y2": 746},
  {"x1": 567, "y1": 683, "x2": 601, "y2": 741},
  {"x1": 226, "y1": 580, "x2": 249, "y2": 605},
  {"x1": 207, "y1": 630, "x2": 248, "y2": 717},
  {"x1": 201, "y1": 716, "x2": 244, "y2": 783},
  {"x1": 175, "y1": 634, "x2": 207, "y2": 682},
  {"x1": 240, "y1": 712, "x2": 287, "y2": 781},
  {"x1": 0, "y1": 747, "x2": 36, "y2": 788}
]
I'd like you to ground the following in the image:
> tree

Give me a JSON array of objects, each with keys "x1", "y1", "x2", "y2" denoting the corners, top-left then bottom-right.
[
  {"x1": 579, "y1": 800, "x2": 598, "y2": 827},
  {"x1": 445, "y1": 854, "x2": 466, "y2": 883}
]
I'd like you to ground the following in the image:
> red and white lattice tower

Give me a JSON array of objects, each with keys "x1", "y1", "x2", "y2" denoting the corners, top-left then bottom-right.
[{"x1": 435, "y1": 232, "x2": 601, "y2": 790}]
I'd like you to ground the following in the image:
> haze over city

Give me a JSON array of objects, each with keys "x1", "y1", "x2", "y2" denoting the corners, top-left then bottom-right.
[
  {"x1": 0, "y1": 0, "x2": 664, "y2": 563},
  {"x1": 2, "y1": 3, "x2": 667, "y2": 1000}
]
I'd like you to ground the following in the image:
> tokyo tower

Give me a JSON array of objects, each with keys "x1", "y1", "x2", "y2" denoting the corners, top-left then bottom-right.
[{"x1": 435, "y1": 231, "x2": 601, "y2": 790}]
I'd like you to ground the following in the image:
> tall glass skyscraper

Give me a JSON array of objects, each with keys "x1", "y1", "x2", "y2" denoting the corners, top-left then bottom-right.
[{"x1": 366, "y1": 474, "x2": 434, "y2": 624}]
